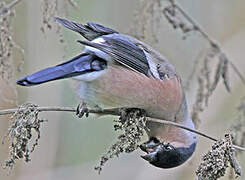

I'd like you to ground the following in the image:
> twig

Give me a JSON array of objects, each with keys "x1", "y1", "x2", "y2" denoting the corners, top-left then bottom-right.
[
  {"x1": 168, "y1": 0, "x2": 245, "y2": 87},
  {"x1": 0, "y1": 106, "x2": 119, "y2": 116},
  {"x1": 229, "y1": 61, "x2": 245, "y2": 85},
  {"x1": 5, "y1": 0, "x2": 22, "y2": 10},
  {"x1": 0, "y1": 106, "x2": 245, "y2": 151},
  {"x1": 0, "y1": 0, "x2": 22, "y2": 17}
]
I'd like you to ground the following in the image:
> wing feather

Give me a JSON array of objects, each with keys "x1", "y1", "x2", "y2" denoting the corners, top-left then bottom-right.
[
  {"x1": 78, "y1": 35, "x2": 150, "y2": 76},
  {"x1": 56, "y1": 17, "x2": 118, "y2": 40}
]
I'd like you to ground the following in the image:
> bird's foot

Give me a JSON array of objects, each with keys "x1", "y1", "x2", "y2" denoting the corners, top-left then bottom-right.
[{"x1": 76, "y1": 102, "x2": 89, "y2": 118}]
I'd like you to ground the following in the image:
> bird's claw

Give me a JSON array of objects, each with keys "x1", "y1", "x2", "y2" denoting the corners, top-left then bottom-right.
[{"x1": 76, "y1": 102, "x2": 89, "y2": 118}]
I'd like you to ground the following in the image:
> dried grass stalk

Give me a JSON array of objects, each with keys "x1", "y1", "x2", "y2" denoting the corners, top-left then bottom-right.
[
  {"x1": 129, "y1": 0, "x2": 163, "y2": 44},
  {"x1": 0, "y1": 1, "x2": 24, "y2": 80},
  {"x1": 230, "y1": 98, "x2": 245, "y2": 156}
]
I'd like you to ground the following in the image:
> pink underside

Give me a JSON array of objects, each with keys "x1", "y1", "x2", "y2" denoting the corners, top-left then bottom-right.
[
  {"x1": 88, "y1": 65, "x2": 183, "y2": 120},
  {"x1": 72, "y1": 65, "x2": 195, "y2": 145}
]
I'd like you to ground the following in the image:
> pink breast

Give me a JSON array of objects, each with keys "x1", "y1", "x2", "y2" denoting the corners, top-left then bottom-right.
[{"x1": 88, "y1": 65, "x2": 183, "y2": 120}]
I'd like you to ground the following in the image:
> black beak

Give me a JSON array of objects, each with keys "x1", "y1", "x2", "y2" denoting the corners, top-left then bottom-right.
[
  {"x1": 141, "y1": 152, "x2": 158, "y2": 163},
  {"x1": 140, "y1": 138, "x2": 162, "y2": 163}
]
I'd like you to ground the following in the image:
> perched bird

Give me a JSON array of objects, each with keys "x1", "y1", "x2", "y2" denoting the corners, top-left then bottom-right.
[{"x1": 17, "y1": 17, "x2": 197, "y2": 169}]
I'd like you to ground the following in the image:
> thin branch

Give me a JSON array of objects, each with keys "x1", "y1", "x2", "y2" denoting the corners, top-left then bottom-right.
[
  {"x1": 5, "y1": 0, "x2": 22, "y2": 10},
  {"x1": 169, "y1": 0, "x2": 245, "y2": 87},
  {"x1": 0, "y1": 106, "x2": 75, "y2": 115},
  {"x1": 0, "y1": 106, "x2": 245, "y2": 151},
  {"x1": 0, "y1": 106, "x2": 119, "y2": 116},
  {"x1": 150, "y1": 118, "x2": 244, "y2": 151},
  {"x1": 229, "y1": 61, "x2": 245, "y2": 85},
  {"x1": 149, "y1": 118, "x2": 216, "y2": 142},
  {"x1": 0, "y1": 0, "x2": 22, "y2": 16}
]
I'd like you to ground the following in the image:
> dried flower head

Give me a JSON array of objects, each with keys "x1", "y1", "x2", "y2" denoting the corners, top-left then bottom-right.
[
  {"x1": 196, "y1": 134, "x2": 241, "y2": 180},
  {"x1": 2, "y1": 103, "x2": 46, "y2": 171},
  {"x1": 95, "y1": 108, "x2": 147, "y2": 174}
]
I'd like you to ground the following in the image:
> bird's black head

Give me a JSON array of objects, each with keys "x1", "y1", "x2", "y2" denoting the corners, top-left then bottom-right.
[{"x1": 140, "y1": 137, "x2": 196, "y2": 168}]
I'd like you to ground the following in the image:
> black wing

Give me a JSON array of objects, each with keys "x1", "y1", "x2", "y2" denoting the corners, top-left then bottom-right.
[{"x1": 78, "y1": 34, "x2": 150, "y2": 76}]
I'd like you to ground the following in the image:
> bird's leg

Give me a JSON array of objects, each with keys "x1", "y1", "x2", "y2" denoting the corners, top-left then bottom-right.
[{"x1": 76, "y1": 102, "x2": 89, "y2": 118}]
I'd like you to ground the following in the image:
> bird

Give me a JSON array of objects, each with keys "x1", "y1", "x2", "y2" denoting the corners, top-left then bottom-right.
[{"x1": 17, "y1": 17, "x2": 197, "y2": 169}]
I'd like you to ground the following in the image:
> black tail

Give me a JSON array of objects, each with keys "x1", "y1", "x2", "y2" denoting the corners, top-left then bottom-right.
[
  {"x1": 55, "y1": 17, "x2": 118, "y2": 40},
  {"x1": 17, "y1": 53, "x2": 106, "y2": 86}
]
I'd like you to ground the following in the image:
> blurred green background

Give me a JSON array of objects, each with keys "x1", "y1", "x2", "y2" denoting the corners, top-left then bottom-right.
[{"x1": 0, "y1": 0, "x2": 245, "y2": 179}]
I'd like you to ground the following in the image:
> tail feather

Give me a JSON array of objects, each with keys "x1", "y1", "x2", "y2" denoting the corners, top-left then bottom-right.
[{"x1": 17, "y1": 53, "x2": 106, "y2": 86}]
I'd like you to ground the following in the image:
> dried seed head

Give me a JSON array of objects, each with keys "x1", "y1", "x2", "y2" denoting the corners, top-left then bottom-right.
[
  {"x1": 95, "y1": 108, "x2": 147, "y2": 174},
  {"x1": 196, "y1": 134, "x2": 241, "y2": 180},
  {"x1": 163, "y1": 1, "x2": 196, "y2": 39},
  {"x1": 2, "y1": 103, "x2": 47, "y2": 171}
]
